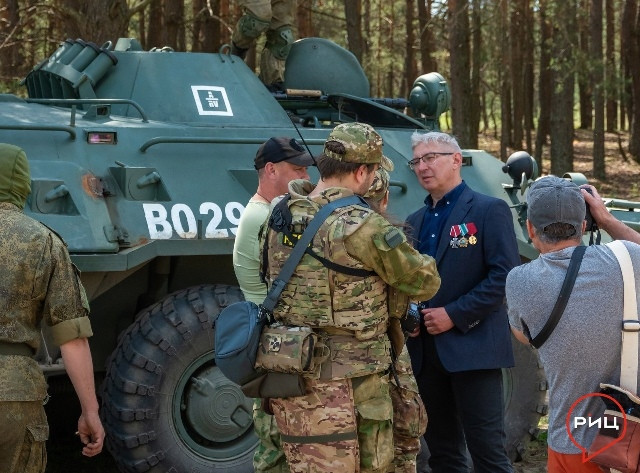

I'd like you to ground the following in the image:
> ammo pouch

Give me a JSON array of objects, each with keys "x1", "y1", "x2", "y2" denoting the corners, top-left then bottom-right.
[{"x1": 255, "y1": 325, "x2": 328, "y2": 377}]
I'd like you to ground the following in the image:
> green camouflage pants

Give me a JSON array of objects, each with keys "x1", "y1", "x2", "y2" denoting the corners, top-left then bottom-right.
[
  {"x1": 390, "y1": 347, "x2": 427, "y2": 473},
  {"x1": 271, "y1": 372, "x2": 394, "y2": 473},
  {"x1": 231, "y1": 0, "x2": 295, "y2": 84},
  {"x1": 253, "y1": 398, "x2": 290, "y2": 473},
  {"x1": 0, "y1": 400, "x2": 48, "y2": 473}
]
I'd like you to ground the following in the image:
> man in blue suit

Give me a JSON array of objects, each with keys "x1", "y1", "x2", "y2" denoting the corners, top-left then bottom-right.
[{"x1": 405, "y1": 131, "x2": 519, "y2": 473}]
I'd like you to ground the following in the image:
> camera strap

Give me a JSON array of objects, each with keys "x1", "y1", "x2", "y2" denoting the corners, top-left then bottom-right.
[{"x1": 524, "y1": 244, "x2": 586, "y2": 349}]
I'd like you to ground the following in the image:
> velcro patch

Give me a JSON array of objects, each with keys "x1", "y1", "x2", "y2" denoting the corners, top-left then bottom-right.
[
  {"x1": 384, "y1": 228, "x2": 403, "y2": 248},
  {"x1": 268, "y1": 335, "x2": 282, "y2": 352}
]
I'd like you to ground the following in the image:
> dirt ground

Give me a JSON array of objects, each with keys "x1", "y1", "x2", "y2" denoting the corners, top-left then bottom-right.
[{"x1": 513, "y1": 418, "x2": 549, "y2": 473}]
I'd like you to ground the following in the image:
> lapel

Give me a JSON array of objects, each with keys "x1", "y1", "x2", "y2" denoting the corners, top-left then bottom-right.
[{"x1": 435, "y1": 186, "x2": 474, "y2": 264}]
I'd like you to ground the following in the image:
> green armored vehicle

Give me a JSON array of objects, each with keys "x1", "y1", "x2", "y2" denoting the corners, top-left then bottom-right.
[{"x1": 2, "y1": 36, "x2": 635, "y2": 473}]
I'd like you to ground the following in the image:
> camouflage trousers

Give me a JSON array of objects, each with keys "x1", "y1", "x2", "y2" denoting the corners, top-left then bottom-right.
[
  {"x1": 271, "y1": 372, "x2": 394, "y2": 473},
  {"x1": 253, "y1": 398, "x2": 290, "y2": 473},
  {"x1": 389, "y1": 347, "x2": 428, "y2": 473},
  {"x1": 0, "y1": 400, "x2": 48, "y2": 473},
  {"x1": 232, "y1": 0, "x2": 295, "y2": 84}
]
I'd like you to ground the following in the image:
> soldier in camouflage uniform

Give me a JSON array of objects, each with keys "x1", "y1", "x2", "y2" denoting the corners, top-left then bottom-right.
[
  {"x1": 261, "y1": 123, "x2": 440, "y2": 473},
  {"x1": 233, "y1": 137, "x2": 313, "y2": 473},
  {"x1": 230, "y1": 0, "x2": 295, "y2": 89},
  {"x1": 364, "y1": 169, "x2": 428, "y2": 473},
  {"x1": 0, "y1": 144, "x2": 104, "y2": 473}
]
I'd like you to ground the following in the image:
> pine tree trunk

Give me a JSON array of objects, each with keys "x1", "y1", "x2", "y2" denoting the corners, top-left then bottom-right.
[
  {"x1": 448, "y1": 0, "x2": 473, "y2": 148},
  {"x1": 534, "y1": 0, "x2": 552, "y2": 168},
  {"x1": 344, "y1": 0, "x2": 363, "y2": 64},
  {"x1": 510, "y1": 0, "x2": 525, "y2": 149},
  {"x1": 592, "y1": 0, "x2": 606, "y2": 179},
  {"x1": 468, "y1": 0, "x2": 481, "y2": 148},
  {"x1": 622, "y1": 0, "x2": 640, "y2": 161},
  {"x1": 550, "y1": 0, "x2": 576, "y2": 175},
  {"x1": 605, "y1": 0, "x2": 618, "y2": 131},
  {"x1": 417, "y1": 0, "x2": 437, "y2": 72},
  {"x1": 403, "y1": 0, "x2": 417, "y2": 97},
  {"x1": 578, "y1": 0, "x2": 592, "y2": 129},
  {"x1": 499, "y1": 0, "x2": 512, "y2": 158}
]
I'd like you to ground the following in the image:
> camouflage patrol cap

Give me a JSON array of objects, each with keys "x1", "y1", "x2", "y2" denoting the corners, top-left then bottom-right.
[
  {"x1": 364, "y1": 168, "x2": 390, "y2": 202},
  {"x1": 0, "y1": 143, "x2": 31, "y2": 209},
  {"x1": 324, "y1": 122, "x2": 394, "y2": 171}
]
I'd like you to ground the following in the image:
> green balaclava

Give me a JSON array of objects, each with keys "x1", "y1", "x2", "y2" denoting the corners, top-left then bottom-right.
[{"x1": 0, "y1": 143, "x2": 31, "y2": 209}]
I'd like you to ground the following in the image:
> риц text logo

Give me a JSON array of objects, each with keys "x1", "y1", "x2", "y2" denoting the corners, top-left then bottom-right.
[{"x1": 566, "y1": 392, "x2": 628, "y2": 463}]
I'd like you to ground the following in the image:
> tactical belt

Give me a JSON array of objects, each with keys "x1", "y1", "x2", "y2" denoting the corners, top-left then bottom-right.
[{"x1": 0, "y1": 341, "x2": 34, "y2": 357}]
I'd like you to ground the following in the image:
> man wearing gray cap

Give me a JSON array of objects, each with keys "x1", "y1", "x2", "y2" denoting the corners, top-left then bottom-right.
[
  {"x1": 505, "y1": 175, "x2": 640, "y2": 473},
  {"x1": 233, "y1": 136, "x2": 314, "y2": 473}
]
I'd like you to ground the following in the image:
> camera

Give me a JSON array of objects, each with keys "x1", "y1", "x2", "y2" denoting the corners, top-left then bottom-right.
[
  {"x1": 402, "y1": 301, "x2": 427, "y2": 333},
  {"x1": 583, "y1": 187, "x2": 598, "y2": 232}
]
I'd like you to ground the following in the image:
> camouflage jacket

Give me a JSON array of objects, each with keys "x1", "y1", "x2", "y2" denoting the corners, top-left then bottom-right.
[
  {"x1": 0, "y1": 203, "x2": 92, "y2": 401},
  {"x1": 262, "y1": 180, "x2": 440, "y2": 379}
]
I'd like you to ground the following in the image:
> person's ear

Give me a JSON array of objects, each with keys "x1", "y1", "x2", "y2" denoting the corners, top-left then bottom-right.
[
  {"x1": 381, "y1": 191, "x2": 389, "y2": 211},
  {"x1": 452, "y1": 152, "x2": 463, "y2": 168},
  {"x1": 355, "y1": 164, "x2": 368, "y2": 182},
  {"x1": 526, "y1": 220, "x2": 535, "y2": 240},
  {"x1": 264, "y1": 162, "x2": 276, "y2": 177}
]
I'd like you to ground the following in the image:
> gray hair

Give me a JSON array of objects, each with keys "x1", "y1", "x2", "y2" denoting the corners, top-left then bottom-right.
[{"x1": 411, "y1": 131, "x2": 462, "y2": 152}]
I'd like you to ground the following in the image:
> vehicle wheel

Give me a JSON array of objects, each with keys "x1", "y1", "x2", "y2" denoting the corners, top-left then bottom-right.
[
  {"x1": 101, "y1": 284, "x2": 257, "y2": 473},
  {"x1": 503, "y1": 336, "x2": 548, "y2": 461},
  {"x1": 416, "y1": 336, "x2": 547, "y2": 471}
]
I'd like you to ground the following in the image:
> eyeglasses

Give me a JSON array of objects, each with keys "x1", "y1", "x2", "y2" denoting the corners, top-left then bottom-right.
[{"x1": 408, "y1": 152, "x2": 455, "y2": 170}]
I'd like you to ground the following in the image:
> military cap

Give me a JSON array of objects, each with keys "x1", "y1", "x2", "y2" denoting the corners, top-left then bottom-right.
[
  {"x1": 323, "y1": 122, "x2": 394, "y2": 171},
  {"x1": 364, "y1": 168, "x2": 390, "y2": 202}
]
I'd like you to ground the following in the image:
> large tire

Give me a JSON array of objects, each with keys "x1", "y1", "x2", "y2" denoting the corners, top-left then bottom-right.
[
  {"x1": 503, "y1": 336, "x2": 548, "y2": 461},
  {"x1": 101, "y1": 285, "x2": 257, "y2": 473},
  {"x1": 416, "y1": 336, "x2": 547, "y2": 471}
]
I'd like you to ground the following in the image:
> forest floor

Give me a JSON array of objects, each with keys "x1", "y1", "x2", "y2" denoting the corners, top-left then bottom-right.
[{"x1": 478, "y1": 128, "x2": 640, "y2": 200}]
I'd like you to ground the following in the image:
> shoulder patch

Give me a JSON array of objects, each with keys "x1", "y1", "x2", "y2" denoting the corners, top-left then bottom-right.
[{"x1": 384, "y1": 228, "x2": 404, "y2": 248}]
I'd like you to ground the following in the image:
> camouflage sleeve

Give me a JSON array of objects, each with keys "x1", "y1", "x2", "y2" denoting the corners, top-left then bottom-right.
[
  {"x1": 388, "y1": 287, "x2": 409, "y2": 320},
  {"x1": 40, "y1": 233, "x2": 93, "y2": 345},
  {"x1": 345, "y1": 212, "x2": 440, "y2": 300}
]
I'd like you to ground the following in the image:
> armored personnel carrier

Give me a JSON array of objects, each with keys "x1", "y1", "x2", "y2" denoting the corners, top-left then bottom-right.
[{"x1": 2, "y1": 36, "x2": 636, "y2": 473}]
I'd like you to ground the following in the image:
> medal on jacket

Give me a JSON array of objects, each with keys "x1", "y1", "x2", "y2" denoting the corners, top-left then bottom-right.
[
  {"x1": 450, "y1": 225, "x2": 460, "y2": 248},
  {"x1": 467, "y1": 222, "x2": 478, "y2": 245},
  {"x1": 458, "y1": 223, "x2": 469, "y2": 247}
]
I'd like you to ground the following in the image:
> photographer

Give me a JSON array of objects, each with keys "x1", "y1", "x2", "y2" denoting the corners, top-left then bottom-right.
[
  {"x1": 506, "y1": 176, "x2": 640, "y2": 472},
  {"x1": 581, "y1": 184, "x2": 640, "y2": 244}
]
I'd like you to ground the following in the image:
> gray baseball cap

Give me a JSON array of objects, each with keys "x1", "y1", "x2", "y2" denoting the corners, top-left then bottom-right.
[{"x1": 527, "y1": 175, "x2": 585, "y2": 233}]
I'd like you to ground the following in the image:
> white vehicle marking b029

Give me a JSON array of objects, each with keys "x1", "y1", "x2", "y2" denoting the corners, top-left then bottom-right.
[{"x1": 143, "y1": 202, "x2": 244, "y2": 239}]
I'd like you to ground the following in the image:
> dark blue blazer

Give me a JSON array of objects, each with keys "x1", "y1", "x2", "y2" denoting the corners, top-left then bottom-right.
[{"x1": 406, "y1": 185, "x2": 519, "y2": 374}]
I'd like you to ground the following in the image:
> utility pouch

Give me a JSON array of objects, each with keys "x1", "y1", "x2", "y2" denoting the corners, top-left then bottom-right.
[
  {"x1": 255, "y1": 326, "x2": 328, "y2": 376},
  {"x1": 241, "y1": 372, "x2": 306, "y2": 399}
]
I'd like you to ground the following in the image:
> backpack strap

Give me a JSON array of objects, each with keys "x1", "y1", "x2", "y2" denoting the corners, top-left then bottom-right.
[
  {"x1": 262, "y1": 195, "x2": 368, "y2": 312},
  {"x1": 264, "y1": 194, "x2": 375, "y2": 281},
  {"x1": 607, "y1": 240, "x2": 639, "y2": 394}
]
